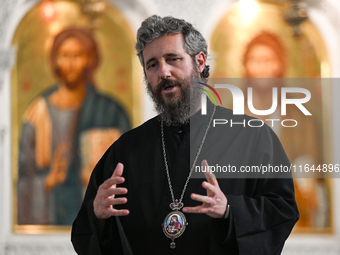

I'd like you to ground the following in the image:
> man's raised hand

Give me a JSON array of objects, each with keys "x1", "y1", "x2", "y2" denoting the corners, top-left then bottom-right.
[
  {"x1": 183, "y1": 160, "x2": 228, "y2": 218},
  {"x1": 93, "y1": 163, "x2": 129, "y2": 219}
]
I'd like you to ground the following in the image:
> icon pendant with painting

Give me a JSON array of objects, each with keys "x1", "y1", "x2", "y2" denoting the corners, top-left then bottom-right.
[{"x1": 162, "y1": 210, "x2": 188, "y2": 249}]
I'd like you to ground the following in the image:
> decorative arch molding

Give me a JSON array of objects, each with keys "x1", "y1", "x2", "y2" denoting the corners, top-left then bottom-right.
[
  {"x1": 307, "y1": 0, "x2": 340, "y2": 77},
  {"x1": 1, "y1": 0, "x2": 148, "y2": 48}
]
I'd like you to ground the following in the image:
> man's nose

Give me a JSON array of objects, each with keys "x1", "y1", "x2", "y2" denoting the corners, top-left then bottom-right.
[
  {"x1": 158, "y1": 62, "x2": 171, "y2": 80},
  {"x1": 64, "y1": 57, "x2": 75, "y2": 70}
]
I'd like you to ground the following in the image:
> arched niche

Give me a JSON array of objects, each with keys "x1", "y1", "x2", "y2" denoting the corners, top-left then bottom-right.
[
  {"x1": 11, "y1": 0, "x2": 141, "y2": 233},
  {"x1": 209, "y1": 0, "x2": 332, "y2": 235}
]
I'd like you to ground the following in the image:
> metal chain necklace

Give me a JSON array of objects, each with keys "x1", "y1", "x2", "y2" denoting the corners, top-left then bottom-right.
[{"x1": 160, "y1": 105, "x2": 216, "y2": 249}]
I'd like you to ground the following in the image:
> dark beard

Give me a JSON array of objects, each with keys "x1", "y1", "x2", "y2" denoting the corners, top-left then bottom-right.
[{"x1": 146, "y1": 74, "x2": 202, "y2": 126}]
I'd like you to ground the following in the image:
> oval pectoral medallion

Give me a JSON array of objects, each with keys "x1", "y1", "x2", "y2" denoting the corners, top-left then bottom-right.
[{"x1": 162, "y1": 211, "x2": 188, "y2": 249}]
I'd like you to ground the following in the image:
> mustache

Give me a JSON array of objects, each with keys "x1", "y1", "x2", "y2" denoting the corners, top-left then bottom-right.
[{"x1": 155, "y1": 79, "x2": 182, "y2": 93}]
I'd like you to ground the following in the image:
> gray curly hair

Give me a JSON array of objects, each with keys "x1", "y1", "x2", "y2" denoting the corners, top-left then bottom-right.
[{"x1": 135, "y1": 15, "x2": 210, "y2": 78}]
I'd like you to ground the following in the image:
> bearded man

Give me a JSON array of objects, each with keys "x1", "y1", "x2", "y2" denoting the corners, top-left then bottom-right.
[{"x1": 71, "y1": 15, "x2": 299, "y2": 255}]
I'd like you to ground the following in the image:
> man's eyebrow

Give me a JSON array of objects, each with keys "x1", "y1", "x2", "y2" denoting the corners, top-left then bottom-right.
[
  {"x1": 165, "y1": 53, "x2": 181, "y2": 57},
  {"x1": 145, "y1": 53, "x2": 182, "y2": 66}
]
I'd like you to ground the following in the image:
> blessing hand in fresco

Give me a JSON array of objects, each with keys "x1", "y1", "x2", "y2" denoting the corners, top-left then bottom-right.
[{"x1": 44, "y1": 142, "x2": 69, "y2": 192}]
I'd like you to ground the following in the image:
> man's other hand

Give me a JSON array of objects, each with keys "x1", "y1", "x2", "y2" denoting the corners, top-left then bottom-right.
[
  {"x1": 183, "y1": 160, "x2": 228, "y2": 218},
  {"x1": 93, "y1": 163, "x2": 129, "y2": 219}
]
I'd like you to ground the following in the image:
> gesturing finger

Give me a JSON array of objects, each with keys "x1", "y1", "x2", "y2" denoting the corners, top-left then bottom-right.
[
  {"x1": 99, "y1": 208, "x2": 130, "y2": 218},
  {"x1": 202, "y1": 160, "x2": 218, "y2": 187},
  {"x1": 182, "y1": 205, "x2": 212, "y2": 214},
  {"x1": 104, "y1": 197, "x2": 128, "y2": 207},
  {"x1": 202, "y1": 181, "x2": 219, "y2": 195},
  {"x1": 101, "y1": 187, "x2": 128, "y2": 198},
  {"x1": 191, "y1": 193, "x2": 215, "y2": 205},
  {"x1": 111, "y1": 209, "x2": 130, "y2": 217},
  {"x1": 112, "y1": 163, "x2": 124, "y2": 178},
  {"x1": 100, "y1": 177, "x2": 125, "y2": 189}
]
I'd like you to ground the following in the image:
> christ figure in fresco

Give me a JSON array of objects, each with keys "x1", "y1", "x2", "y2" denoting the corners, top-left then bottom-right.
[
  {"x1": 17, "y1": 28, "x2": 131, "y2": 225},
  {"x1": 242, "y1": 31, "x2": 328, "y2": 229}
]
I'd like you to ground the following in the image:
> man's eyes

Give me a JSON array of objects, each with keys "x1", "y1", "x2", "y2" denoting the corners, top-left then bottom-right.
[
  {"x1": 146, "y1": 58, "x2": 181, "y2": 69},
  {"x1": 147, "y1": 63, "x2": 157, "y2": 69},
  {"x1": 169, "y1": 58, "x2": 180, "y2": 62}
]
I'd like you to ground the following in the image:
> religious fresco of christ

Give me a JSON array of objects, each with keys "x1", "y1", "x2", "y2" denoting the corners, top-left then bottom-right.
[
  {"x1": 17, "y1": 28, "x2": 131, "y2": 226},
  {"x1": 242, "y1": 31, "x2": 329, "y2": 230}
]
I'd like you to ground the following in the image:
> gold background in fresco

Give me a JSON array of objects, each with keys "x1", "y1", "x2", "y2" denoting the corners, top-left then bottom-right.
[
  {"x1": 11, "y1": 0, "x2": 141, "y2": 233},
  {"x1": 210, "y1": 1, "x2": 332, "y2": 234}
]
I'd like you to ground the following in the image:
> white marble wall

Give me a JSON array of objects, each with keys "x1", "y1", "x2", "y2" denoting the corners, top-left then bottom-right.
[{"x1": 1, "y1": 0, "x2": 340, "y2": 254}]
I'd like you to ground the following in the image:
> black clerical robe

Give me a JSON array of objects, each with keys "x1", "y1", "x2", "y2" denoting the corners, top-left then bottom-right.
[{"x1": 71, "y1": 102, "x2": 299, "y2": 255}]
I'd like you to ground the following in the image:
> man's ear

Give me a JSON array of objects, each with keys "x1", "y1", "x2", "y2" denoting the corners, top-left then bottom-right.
[{"x1": 195, "y1": 52, "x2": 206, "y2": 74}]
